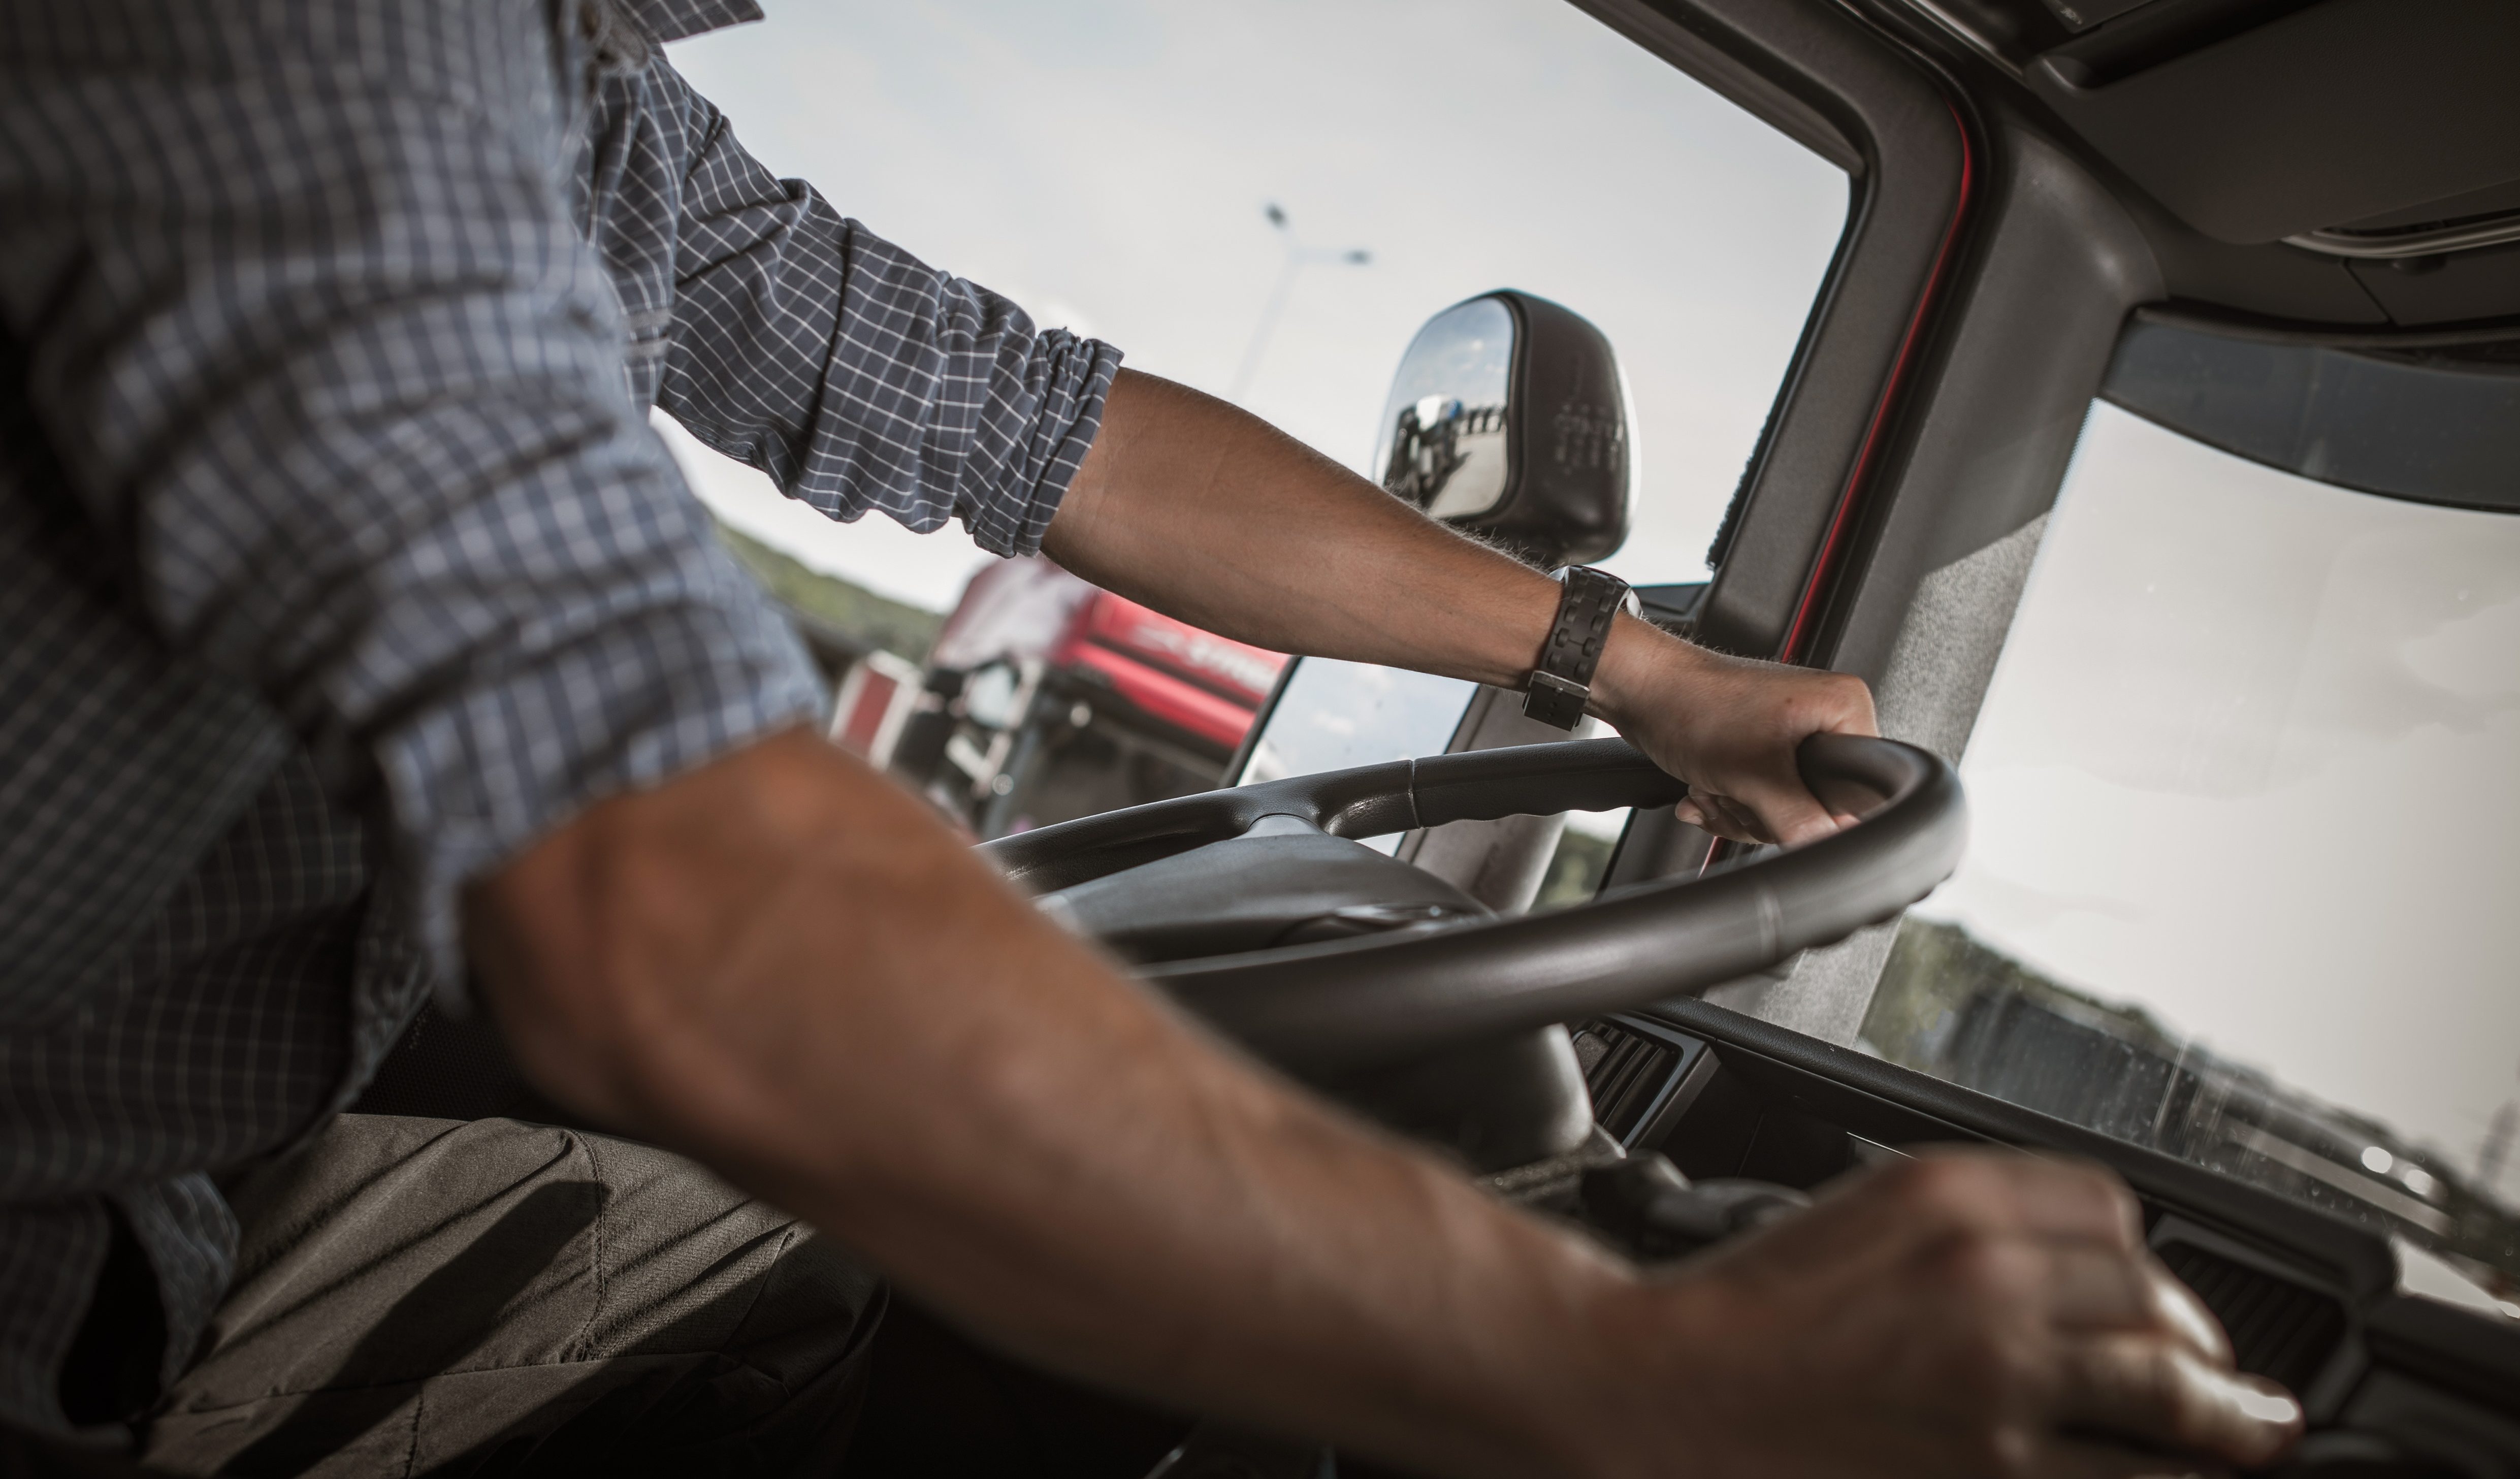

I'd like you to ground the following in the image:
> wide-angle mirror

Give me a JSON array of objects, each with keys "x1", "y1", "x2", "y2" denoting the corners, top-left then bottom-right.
[
  {"x1": 1240, "y1": 290, "x2": 1645, "y2": 871},
  {"x1": 1372, "y1": 290, "x2": 1633, "y2": 571}
]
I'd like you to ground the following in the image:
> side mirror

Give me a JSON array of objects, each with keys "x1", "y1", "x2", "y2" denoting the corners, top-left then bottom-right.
[{"x1": 1373, "y1": 291, "x2": 1632, "y2": 569}]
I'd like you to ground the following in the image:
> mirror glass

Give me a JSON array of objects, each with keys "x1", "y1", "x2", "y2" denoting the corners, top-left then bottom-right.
[{"x1": 1372, "y1": 297, "x2": 1515, "y2": 521}]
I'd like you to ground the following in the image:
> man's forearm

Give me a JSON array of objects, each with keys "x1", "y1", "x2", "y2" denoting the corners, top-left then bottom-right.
[
  {"x1": 1043, "y1": 369, "x2": 1881, "y2": 845},
  {"x1": 1044, "y1": 369, "x2": 1732, "y2": 727},
  {"x1": 1047, "y1": 369, "x2": 1586, "y2": 693},
  {"x1": 465, "y1": 730, "x2": 1642, "y2": 1477}
]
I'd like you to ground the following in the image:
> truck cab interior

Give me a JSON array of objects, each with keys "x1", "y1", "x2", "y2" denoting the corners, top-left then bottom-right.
[
  {"x1": 986, "y1": 0, "x2": 2520, "y2": 1469},
  {"x1": 359, "y1": 0, "x2": 2520, "y2": 1473}
]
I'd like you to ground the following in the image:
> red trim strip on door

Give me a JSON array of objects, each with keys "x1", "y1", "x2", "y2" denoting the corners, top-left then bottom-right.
[{"x1": 1780, "y1": 99, "x2": 1978, "y2": 665}]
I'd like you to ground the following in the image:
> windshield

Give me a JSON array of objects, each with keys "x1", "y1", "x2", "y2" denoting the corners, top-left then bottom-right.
[{"x1": 1864, "y1": 400, "x2": 2520, "y2": 1303}]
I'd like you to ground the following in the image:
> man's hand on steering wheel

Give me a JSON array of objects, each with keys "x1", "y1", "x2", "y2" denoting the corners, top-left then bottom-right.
[{"x1": 1592, "y1": 616, "x2": 1882, "y2": 849}]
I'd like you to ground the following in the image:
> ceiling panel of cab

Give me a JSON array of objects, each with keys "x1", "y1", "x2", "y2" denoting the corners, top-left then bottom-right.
[
  {"x1": 2020, "y1": 0, "x2": 2520, "y2": 244},
  {"x1": 1870, "y1": 0, "x2": 2520, "y2": 323}
]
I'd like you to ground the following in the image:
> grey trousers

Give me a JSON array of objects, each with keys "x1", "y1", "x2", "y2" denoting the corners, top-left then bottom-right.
[{"x1": 140, "y1": 1115, "x2": 883, "y2": 1478}]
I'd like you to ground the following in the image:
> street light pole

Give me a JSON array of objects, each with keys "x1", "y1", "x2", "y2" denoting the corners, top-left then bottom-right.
[
  {"x1": 1229, "y1": 202, "x2": 1370, "y2": 404},
  {"x1": 2483, "y1": 1096, "x2": 2517, "y2": 1200}
]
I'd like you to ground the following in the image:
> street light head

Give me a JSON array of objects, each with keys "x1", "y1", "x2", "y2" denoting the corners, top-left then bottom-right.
[
  {"x1": 1264, "y1": 202, "x2": 1288, "y2": 230},
  {"x1": 1345, "y1": 250, "x2": 1372, "y2": 266}
]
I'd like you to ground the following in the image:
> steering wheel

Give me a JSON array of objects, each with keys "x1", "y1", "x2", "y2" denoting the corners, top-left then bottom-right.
[{"x1": 983, "y1": 734, "x2": 1966, "y2": 1078}]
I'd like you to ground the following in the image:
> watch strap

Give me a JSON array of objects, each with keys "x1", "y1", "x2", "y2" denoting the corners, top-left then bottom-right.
[{"x1": 1524, "y1": 565, "x2": 1631, "y2": 729}]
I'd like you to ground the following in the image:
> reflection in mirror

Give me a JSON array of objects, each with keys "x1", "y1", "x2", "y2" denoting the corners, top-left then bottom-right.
[{"x1": 1374, "y1": 297, "x2": 1515, "y2": 520}]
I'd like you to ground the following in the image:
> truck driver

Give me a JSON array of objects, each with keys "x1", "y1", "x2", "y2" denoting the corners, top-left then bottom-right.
[{"x1": 0, "y1": 1, "x2": 2301, "y2": 1474}]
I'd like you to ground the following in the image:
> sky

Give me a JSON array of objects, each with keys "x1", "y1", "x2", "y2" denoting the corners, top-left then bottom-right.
[
  {"x1": 658, "y1": 0, "x2": 1847, "y2": 609},
  {"x1": 1924, "y1": 404, "x2": 2520, "y2": 1194}
]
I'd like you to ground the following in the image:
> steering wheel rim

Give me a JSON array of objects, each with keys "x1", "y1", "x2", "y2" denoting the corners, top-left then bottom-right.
[{"x1": 983, "y1": 734, "x2": 1966, "y2": 1076}]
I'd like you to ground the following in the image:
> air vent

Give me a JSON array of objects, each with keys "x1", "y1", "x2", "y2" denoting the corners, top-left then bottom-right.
[
  {"x1": 2156, "y1": 1239, "x2": 2348, "y2": 1393},
  {"x1": 1572, "y1": 1020, "x2": 1681, "y2": 1142}
]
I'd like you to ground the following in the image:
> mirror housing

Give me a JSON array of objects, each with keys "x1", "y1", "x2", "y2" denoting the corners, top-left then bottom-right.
[{"x1": 1373, "y1": 290, "x2": 1632, "y2": 569}]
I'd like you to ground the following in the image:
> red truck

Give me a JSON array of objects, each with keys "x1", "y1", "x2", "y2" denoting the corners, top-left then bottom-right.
[{"x1": 836, "y1": 556, "x2": 1286, "y2": 838}]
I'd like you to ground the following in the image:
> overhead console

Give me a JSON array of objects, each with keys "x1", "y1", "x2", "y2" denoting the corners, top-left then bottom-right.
[
  {"x1": 1868, "y1": 0, "x2": 2520, "y2": 327},
  {"x1": 1569, "y1": 999, "x2": 2520, "y2": 1476}
]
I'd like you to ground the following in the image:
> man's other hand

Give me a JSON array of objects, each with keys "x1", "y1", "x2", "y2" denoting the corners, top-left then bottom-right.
[{"x1": 1589, "y1": 1150, "x2": 2305, "y2": 1478}]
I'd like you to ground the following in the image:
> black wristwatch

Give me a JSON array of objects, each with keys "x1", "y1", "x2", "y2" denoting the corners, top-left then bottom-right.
[{"x1": 1524, "y1": 565, "x2": 1637, "y2": 729}]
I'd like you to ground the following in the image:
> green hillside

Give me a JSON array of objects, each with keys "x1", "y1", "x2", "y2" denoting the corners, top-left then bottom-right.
[
  {"x1": 1866, "y1": 917, "x2": 2520, "y2": 1282},
  {"x1": 713, "y1": 522, "x2": 947, "y2": 665},
  {"x1": 1863, "y1": 915, "x2": 2182, "y2": 1071}
]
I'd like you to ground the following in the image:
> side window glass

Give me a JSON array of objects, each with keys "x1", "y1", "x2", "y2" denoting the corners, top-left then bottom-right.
[
  {"x1": 1869, "y1": 400, "x2": 2520, "y2": 1290},
  {"x1": 1237, "y1": 660, "x2": 1476, "y2": 858},
  {"x1": 1239, "y1": 661, "x2": 1477, "y2": 785},
  {"x1": 1533, "y1": 809, "x2": 1631, "y2": 908}
]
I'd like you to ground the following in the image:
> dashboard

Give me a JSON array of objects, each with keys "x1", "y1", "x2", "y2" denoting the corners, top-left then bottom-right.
[{"x1": 1572, "y1": 1000, "x2": 2520, "y2": 1477}]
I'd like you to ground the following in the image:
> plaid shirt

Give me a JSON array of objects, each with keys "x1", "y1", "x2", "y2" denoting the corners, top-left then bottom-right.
[{"x1": 0, "y1": 0, "x2": 1120, "y2": 1434}]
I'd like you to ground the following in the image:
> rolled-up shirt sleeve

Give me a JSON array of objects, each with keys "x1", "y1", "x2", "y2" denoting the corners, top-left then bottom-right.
[
  {"x1": 645, "y1": 60, "x2": 1123, "y2": 558},
  {"x1": 0, "y1": 1, "x2": 824, "y2": 993}
]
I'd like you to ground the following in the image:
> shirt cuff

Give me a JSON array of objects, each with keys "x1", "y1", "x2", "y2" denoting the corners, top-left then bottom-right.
[{"x1": 955, "y1": 328, "x2": 1125, "y2": 560}]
